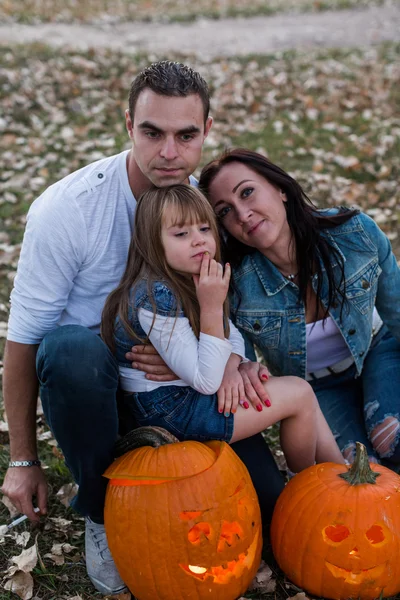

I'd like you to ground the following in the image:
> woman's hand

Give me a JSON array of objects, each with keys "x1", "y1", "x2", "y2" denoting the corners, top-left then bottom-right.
[
  {"x1": 193, "y1": 254, "x2": 230, "y2": 313},
  {"x1": 238, "y1": 361, "x2": 271, "y2": 411},
  {"x1": 217, "y1": 355, "x2": 245, "y2": 416}
]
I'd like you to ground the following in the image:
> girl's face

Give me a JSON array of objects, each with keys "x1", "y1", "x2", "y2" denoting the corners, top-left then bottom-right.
[
  {"x1": 161, "y1": 208, "x2": 217, "y2": 275},
  {"x1": 208, "y1": 162, "x2": 291, "y2": 255}
]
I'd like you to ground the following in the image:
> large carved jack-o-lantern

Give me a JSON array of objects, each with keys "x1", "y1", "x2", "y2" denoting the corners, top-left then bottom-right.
[
  {"x1": 271, "y1": 442, "x2": 400, "y2": 599},
  {"x1": 103, "y1": 427, "x2": 262, "y2": 600}
]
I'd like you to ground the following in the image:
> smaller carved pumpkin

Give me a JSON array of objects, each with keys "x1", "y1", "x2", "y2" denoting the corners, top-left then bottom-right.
[
  {"x1": 271, "y1": 442, "x2": 400, "y2": 600},
  {"x1": 104, "y1": 427, "x2": 262, "y2": 600}
]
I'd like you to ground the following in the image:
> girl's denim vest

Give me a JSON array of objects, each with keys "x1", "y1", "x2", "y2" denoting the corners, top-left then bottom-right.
[
  {"x1": 113, "y1": 279, "x2": 184, "y2": 368},
  {"x1": 230, "y1": 211, "x2": 400, "y2": 378}
]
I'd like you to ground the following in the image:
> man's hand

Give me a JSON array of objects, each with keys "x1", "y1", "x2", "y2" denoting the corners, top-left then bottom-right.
[
  {"x1": 1, "y1": 466, "x2": 47, "y2": 522},
  {"x1": 238, "y1": 361, "x2": 271, "y2": 411},
  {"x1": 126, "y1": 345, "x2": 178, "y2": 382}
]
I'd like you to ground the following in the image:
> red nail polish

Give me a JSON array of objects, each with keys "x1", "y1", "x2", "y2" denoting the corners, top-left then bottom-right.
[
  {"x1": 257, "y1": 404, "x2": 263, "y2": 412},
  {"x1": 264, "y1": 398, "x2": 271, "y2": 407},
  {"x1": 261, "y1": 374, "x2": 269, "y2": 380},
  {"x1": 219, "y1": 408, "x2": 223, "y2": 413},
  {"x1": 243, "y1": 401, "x2": 249, "y2": 409}
]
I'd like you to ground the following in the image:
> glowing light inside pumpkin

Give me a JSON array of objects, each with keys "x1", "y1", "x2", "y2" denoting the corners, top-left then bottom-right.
[
  {"x1": 180, "y1": 534, "x2": 260, "y2": 585},
  {"x1": 188, "y1": 565, "x2": 208, "y2": 574},
  {"x1": 188, "y1": 522, "x2": 212, "y2": 543},
  {"x1": 217, "y1": 521, "x2": 243, "y2": 552}
]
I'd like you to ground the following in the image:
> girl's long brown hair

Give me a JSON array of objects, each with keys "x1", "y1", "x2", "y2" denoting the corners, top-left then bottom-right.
[{"x1": 101, "y1": 184, "x2": 230, "y2": 352}]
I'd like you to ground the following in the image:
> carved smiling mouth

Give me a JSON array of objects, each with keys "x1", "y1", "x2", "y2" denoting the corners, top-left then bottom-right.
[
  {"x1": 325, "y1": 561, "x2": 386, "y2": 584},
  {"x1": 180, "y1": 530, "x2": 259, "y2": 583}
]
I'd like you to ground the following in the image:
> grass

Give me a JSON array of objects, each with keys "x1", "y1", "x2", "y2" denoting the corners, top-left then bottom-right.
[
  {"x1": 0, "y1": 37, "x2": 399, "y2": 599},
  {"x1": 0, "y1": 0, "x2": 388, "y2": 25}
]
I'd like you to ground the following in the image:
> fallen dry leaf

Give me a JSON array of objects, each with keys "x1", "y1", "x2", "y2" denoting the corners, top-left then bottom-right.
[
  {"x1": 10, "y1": 543, "x2": 38, "y2": 573},
  {"x1": 56, "y1": 483, "x2": 79, "y2": 507},
  {"x1": 3, "y1": 571, "x2": 34, "y2": 600},
  {"x1": 15, "y1": 531, "x2": 31, "y2": 547},
  {"x1": 288, "y1": 593, "x2": 310, "y2": 600},
  {"x1": 44, "y1": 542, "x2": 78, "y2": 565},
  {"x1": 0, "y1": 524, "x2": 9, "y2": 537},
  {"x1": 248, "y1": 559, "x2": 276, "y2": 593},
  {"x1": 48, "y1": 516, "x2": 73, "y2": 530}
]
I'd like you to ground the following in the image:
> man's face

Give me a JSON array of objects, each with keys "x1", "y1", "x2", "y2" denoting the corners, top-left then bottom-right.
[{"x1": 126, "y1": 89, "x2": 212, "y2": 188}]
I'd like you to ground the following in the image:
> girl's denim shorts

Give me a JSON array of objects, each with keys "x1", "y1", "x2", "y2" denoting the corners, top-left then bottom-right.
[{"x1": 122, "y1": 385, "x2": 234, "y2": 443}]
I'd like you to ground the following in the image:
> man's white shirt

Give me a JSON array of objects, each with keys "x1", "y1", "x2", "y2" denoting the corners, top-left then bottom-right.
[{"x1": 7, "y1": 150, "x2": 196, "y2": 344}]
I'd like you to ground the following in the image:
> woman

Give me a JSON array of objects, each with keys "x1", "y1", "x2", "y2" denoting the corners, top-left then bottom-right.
[{"x1": 199, "y1": 148, "x2": 400, "y2": 466}]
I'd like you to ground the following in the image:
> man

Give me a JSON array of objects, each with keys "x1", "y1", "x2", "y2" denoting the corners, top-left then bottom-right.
[{"x1": 1, "y1": 61, "x2": 284, "y2": 595}]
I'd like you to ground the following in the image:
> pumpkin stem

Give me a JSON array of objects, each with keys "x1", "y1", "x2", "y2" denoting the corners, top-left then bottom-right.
[
  {"x1": 339, "y1": 442, "x2": 381, "y2": 485},
  {"x1": 114, "y1": 426, "x2": 179, "y2": 458}
]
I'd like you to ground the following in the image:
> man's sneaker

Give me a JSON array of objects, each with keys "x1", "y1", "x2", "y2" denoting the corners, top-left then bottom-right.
[{"x1": 85, "y1": 517, "x2": 128, "y2": 595}]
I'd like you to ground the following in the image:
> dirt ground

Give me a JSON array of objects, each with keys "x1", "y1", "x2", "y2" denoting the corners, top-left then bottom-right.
[{"x1": 0, "y1": 3, "x2": 399, "y2": 58}]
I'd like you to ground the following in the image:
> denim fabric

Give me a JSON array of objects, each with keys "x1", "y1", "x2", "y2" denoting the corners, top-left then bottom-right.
[
  {"x1": 122, "y1": 385, "x2": 234, "y2": 442},
  {"x1": 113, "y1": 279, "x2": 184, "y2": 367},
  {"x1": 36, "y1": 325, "x2": 120, "y2": 522},
  {"x1": 36, "y1": 324, "x2": 284, "y2": 524},
  {"x1": 230, "y1": 211, "x2": 400, "y2": 378},
  {"x1": 310, "y1": 326, "x2": 400, "y2": 466}
]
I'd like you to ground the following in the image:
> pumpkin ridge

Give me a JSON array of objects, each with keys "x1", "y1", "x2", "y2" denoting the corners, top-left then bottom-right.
[
  {"x1": 103, "y1": 440, "x2": 218, "y2": 480},
  {"x1": 273, "y1": 475, "x2": 329, "y2": 564},
  {"x1": 296, "y1": 485, "x2": 340, "y2": 590}
]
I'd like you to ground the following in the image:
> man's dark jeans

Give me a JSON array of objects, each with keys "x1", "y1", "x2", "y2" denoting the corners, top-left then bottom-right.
[{"x1": 37, "y1": 325, "x2": 284, "y2": 524}]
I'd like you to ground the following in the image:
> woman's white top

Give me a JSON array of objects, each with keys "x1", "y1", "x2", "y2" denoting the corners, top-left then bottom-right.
[
  {"x1": 306, "y1": 307, "x2": 381, "y2": 372},
  {"x1": 306, "y1": 316, "x2": 351, "y2": 372},
  {"x1": 119, "y1": 309, "x2": 247, "y2": 394}
]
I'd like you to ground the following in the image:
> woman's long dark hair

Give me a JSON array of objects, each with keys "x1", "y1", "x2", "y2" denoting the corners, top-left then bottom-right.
[{"x1": 199, "y1": 148, "x2": 359, "y2": 320}]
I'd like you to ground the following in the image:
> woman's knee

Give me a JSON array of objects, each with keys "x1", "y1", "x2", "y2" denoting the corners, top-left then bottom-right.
[
  {"x1": 370, "y1": 416, "x2": 400, "y2": 461},
  {"x1": 292, "y1": 377, "x2": 317, "y2": 413}
]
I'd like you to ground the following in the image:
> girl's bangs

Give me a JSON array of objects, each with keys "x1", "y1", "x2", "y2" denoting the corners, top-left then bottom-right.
[{"x1": 164, "y1": 192, "x2": 215, "y2": 227}]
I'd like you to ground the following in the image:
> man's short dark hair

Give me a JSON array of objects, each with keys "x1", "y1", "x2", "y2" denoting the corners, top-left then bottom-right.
[{"x1": 128, "y1": 60, "x2": 210, "y2": 124}]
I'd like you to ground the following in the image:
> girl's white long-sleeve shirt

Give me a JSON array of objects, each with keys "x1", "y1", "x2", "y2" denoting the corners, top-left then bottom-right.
[{"x1": 119, "y1": 309, "x2": 247, "y2": 394}]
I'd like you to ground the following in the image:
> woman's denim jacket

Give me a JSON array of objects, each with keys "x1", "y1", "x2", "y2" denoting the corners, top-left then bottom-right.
[{"x1": 230, "y1": 211, "x2": 400, "y2": 378}]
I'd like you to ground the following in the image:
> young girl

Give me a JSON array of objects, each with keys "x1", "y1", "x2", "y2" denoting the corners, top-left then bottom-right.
[{"x1": 101, "y1": 184, "x2": 344, "y2": 473}]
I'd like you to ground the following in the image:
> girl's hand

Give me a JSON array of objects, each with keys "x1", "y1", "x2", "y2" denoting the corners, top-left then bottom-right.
[
  {"x1": 217, "y1": 361, "x2": 245, "y2": 417},
  {"x1": 239, "y1": 361, "x2": 271, "y2": 412},
  {"x1": 193, "y1": 254, "x2": 230, "y2": 312}
]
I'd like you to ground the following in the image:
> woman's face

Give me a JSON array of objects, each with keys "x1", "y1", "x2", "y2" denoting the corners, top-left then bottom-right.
[{"x1": 208, "y1": 162, "x2": 291, "y2": 255}]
